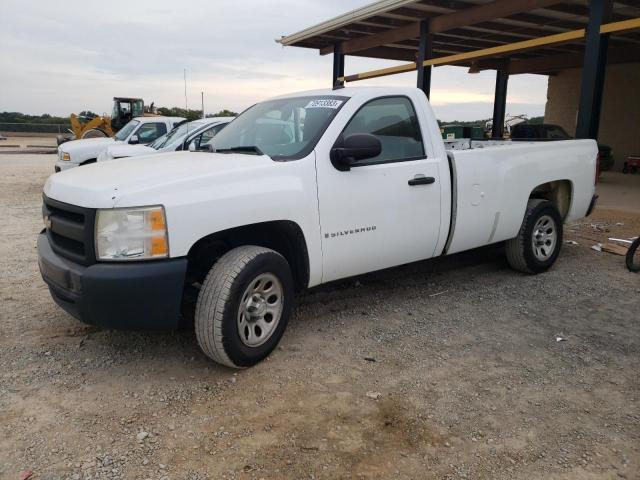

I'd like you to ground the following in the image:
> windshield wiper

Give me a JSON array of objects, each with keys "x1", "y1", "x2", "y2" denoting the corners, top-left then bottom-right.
[{"x1": 213, "y1": 145, "x2": 264, "y2": 155}]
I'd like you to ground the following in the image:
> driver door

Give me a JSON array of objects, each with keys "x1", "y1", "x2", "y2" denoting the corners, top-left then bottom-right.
[{"x1": 315, "y1": 96, "x2": 442, "y2": 283}]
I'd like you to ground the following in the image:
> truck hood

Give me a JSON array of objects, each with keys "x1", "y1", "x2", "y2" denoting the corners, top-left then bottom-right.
[
  {"x1": 59, "y1": 137, "x2": 118, "y2": 153},
  {"x1": 103, "y1": 143, "x2": 156, "y2": 160},
  {"x1": 44, "y1": 151, "x2": 274, "y2": 208}
]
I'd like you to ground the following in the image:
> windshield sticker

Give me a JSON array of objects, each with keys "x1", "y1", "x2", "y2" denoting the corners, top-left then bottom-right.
[{"x1": 305, "y1": 99, "x2": 343, "y2": 109}]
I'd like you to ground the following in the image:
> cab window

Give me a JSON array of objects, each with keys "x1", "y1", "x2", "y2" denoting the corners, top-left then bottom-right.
[
  {"x1": 135, "y1": 122, "x2": 167, "y2": 143},
  {"x1": 340, "y1": 96, "x2": 424, "y2": 165},
  {"x1": 190, "y1": 123, "x2": 227, "y2": 150}
]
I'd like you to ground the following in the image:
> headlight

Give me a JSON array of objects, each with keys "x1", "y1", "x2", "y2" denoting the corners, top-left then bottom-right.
[
  {"x1": 62, "y1": 152, "x2": 70, "y2": 161},
  {"x1": 95, "y1": 206, "x2": 169, "y2": 261}
]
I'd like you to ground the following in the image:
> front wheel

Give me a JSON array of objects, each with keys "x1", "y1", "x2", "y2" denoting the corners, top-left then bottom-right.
[
  {"x1": 195, "y1": 246, "x2": 294, "y2": 368},
  {"x1": 505, "y1": 199, "x2": 563, "y2": 274}
]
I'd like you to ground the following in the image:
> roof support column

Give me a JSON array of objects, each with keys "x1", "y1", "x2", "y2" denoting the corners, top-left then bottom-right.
[
  {"x1": 416, "y1": 20, "x2": 432, "y2": 99},
  {"x1": 575, "y1": 0, "x2": 612, "y2": 139},
  {"x1": 491, "y1": 70, "x2": 509, "y2": 139},
  {"x1": 332, "y1": 43, "x2": 345, "y2": 89}
]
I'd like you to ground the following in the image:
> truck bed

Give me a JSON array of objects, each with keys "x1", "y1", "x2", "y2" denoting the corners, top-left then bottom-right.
[
  {"x1": 444, "y1": 139, "x2": 597, "y2": 255},
  {"x1": 444, "y1": 138, "x2": 512, "y2": 150}
]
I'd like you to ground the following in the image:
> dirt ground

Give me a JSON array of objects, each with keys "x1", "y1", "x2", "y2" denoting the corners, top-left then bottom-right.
[
  {"x1": 0, "y1": 136, "x2": 58, "y2": 154},
  {"x1": 1, "y1": 154, "x2": 638, "y2": 480}
]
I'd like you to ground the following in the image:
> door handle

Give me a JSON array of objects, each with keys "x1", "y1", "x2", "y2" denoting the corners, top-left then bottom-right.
[{"x1": 408, "y1": 175, "x2": 435, "y2": 186}]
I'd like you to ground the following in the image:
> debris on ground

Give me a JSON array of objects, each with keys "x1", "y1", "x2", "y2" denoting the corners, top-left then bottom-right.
[
  {"x1": 591, "y1": 243, "x2": 602, "y2": 252},
  {"x1": 564, "y1": 240, "x2": 579, "y2": 245},
  {"x1": 555, "y1": 335, "x2": 567, "y2": 342},
  {"x1": 366, "y1": 391, "x2": 382, "y2": 400},
  {"x1": 429, "y1": 290, "x2": 448, "y2": 297},
  {"x1": 600, "y1": 242, "x2": 629, "y2": 256},
  {"x1": 609, "y1": 237, "x2": 638, "y2": 244},
  {"x1": 608, "y1": 238, "x2": 631, "y2": 244},
  {"x1": 19, "y1": 471, "x2": 33, "y2": 480},
  {"x1": 363, "y1": 357, "x2": 377, "y2": 362}
]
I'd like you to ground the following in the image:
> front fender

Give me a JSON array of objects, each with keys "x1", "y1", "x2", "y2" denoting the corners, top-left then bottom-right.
[{"x1": 121, "y1": 154, "x2": 324, "y2": 287}]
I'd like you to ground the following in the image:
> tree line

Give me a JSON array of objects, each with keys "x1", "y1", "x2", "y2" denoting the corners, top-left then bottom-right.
[{"x1": 0, "y1": 107, "x2": 239, "y2": 125}]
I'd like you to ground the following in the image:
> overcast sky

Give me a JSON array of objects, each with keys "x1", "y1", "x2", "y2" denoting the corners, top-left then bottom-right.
[{"x1": 0, "y1": 0, "x2": 548, "y2": 121}]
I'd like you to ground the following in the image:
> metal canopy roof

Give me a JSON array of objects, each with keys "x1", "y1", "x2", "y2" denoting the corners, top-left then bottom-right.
[{"x1": 278, "y1": 0, "x2": 640, "y2": 75}]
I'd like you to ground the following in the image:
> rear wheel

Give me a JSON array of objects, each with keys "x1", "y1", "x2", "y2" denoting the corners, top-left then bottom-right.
[
  {"x1": 195, "y1": 246, "x2": 293, "y2": 368},
  {"x1": 626, "y1": 237, "x2": 640, "y2": 273},
  {"x1": 506, "y1": 199, "x2": 563, "y2": 274}
]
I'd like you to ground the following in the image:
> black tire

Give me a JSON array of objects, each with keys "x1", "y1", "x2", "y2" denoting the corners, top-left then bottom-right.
[
  {"x1": 195, "y1": 246, "x2": 293, "y2": 368},
  {"x1": 505, "y1": 199, "x2": 563, "y2": 274},
  {"x1": 626, "y1": 237, "x2": 640, "y2": 273},
  {"x1": 81, "y1": 129, "x2": 108, "y2": 139},
  {"x1": 622, "y1": 163, "x2": 629, "y2": 174}
]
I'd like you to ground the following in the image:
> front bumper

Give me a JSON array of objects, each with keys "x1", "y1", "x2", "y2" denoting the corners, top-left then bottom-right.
[
  {"x1": 54, "y1": 160, "x2": 78, "y2": 173},
  {"x1": 37, "y1": 233, "x2": 188, "y2": 330}
]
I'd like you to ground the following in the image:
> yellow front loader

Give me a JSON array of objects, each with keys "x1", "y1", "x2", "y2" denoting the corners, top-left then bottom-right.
[
  {"x1": 58, "y1": 97, "x2": 147, "y2": 145},
  {"x1": 69, "y1": 114, "x2": 115, "y2": 139}
]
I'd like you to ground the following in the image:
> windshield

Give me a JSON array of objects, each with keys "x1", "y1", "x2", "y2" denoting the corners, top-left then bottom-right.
[
  {"x1": 208, "y1": 96, "x2": 347, "y2": 160},
  {"x1": 115, "y1": 120, "x2": 140, "y2": 141},
  {"x1": 149, "y1": 133, "x2": 168, "y2": 149},
  {"x1": 156, "y1": 120, "x2": 205, "y2": 149}
]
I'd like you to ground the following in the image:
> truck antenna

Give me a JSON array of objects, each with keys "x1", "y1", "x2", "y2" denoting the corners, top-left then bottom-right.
[
  {"x1": 184, "y1": 68, "x2": 190, "y2": 137},
  {"x1": 183, "y1": 68, "x2": 188, "y2": 111}
]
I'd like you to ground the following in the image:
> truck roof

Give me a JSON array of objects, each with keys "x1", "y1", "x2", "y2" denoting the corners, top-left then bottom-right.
[
  {"x1": 272, "y1": 86, "x2": 421, "y2": 101},
  {"x1": 131, "y1": 116, "x2": 187, "y2": 123}
]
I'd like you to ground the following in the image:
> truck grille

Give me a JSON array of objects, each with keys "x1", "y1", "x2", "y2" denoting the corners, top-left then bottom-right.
[{"x1": 43, "y1": 195, "x2": 97, "y2": 266}]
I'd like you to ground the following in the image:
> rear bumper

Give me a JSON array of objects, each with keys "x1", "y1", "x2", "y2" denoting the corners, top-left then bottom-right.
[{"x1": 37, "y1": 233, "x2": 187, "y2": 330}]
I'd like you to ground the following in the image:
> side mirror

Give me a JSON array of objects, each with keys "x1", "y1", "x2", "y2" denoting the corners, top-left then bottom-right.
[
  {"x1": 330, "y1": 133, "x2": 381, "y2": 171},
  {"x1": 129, "y1": 135, "x2": 139, "y2": 145},
  {"x1": 188, "y1": 142, "x2": 197, "y2": 152}
]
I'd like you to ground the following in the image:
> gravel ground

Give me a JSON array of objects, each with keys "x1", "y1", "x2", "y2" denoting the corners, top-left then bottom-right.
[{"x1": 1, "y1": 154, "x2": 639, "y2": 480}]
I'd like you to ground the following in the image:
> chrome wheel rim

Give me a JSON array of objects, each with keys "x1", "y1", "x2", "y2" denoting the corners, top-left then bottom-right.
[
  {"x1": 237, "y1": 273, "x2": 283, "y2": 347},
  {"x1": 532, "y1": 214, "x2": 557, "y2": 261}
]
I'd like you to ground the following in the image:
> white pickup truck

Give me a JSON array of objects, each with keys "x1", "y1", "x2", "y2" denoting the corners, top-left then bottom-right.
[
  {"x1": 55, "y1": 116, "x2": 185, "y2": 172},
  {"x1": 97, "y1": 117, "x2": 233, "y2": 163},
  {"x1": 38, "y1": 87, "x2": 598, "y2": 368}
]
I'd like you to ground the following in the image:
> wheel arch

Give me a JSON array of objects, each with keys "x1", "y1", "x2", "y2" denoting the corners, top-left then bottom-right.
[
  {"x1": 528, "y1": 179, "x2": 573, "y2": 220},
  {"x1": 186, "y1": 220, "x2": 310, "y2": 291}
]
